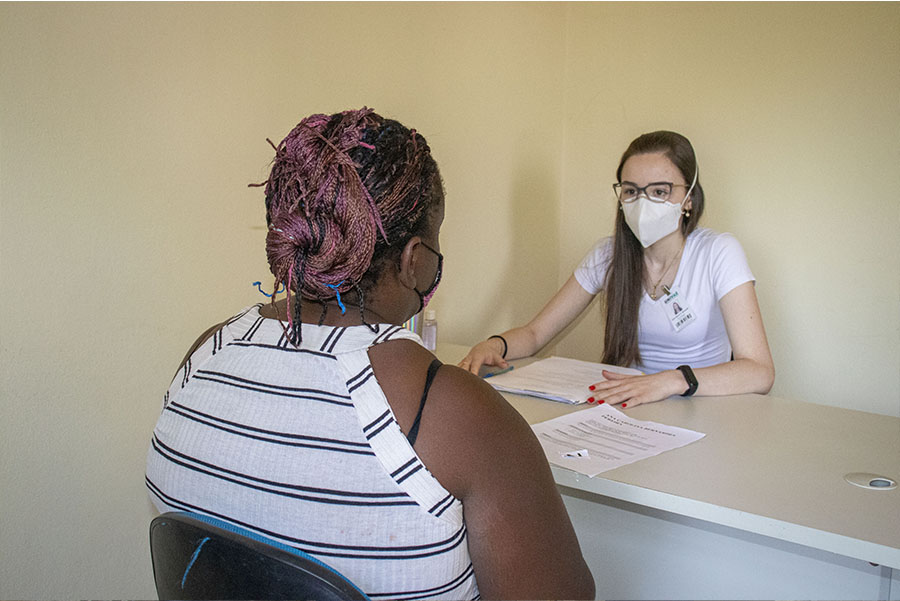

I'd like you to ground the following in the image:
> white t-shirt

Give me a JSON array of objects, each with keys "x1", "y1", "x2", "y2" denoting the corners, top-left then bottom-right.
[{"x1": 574, "y1": 228, "x2": 755, "y2": 373}]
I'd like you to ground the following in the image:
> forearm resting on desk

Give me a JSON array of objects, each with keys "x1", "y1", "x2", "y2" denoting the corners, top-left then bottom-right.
[
  {"x1": 692, "y1": 357, "x2": 775, "y2": 397},
  {"x1": 590, "y1": 357, "x2": 775, "y2": 409}
]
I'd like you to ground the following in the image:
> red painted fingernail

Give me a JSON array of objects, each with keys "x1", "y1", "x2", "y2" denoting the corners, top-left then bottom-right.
[
  {"x1": 621, "y1": 403, "x2": 627, "y2": 408},
  {"x1": 598, "y1": 400, "x2": 605, "y2": 404},
  {"x1": 587, "y1": 397, "x2": 595, "y2": 403},
  {"x1": 589, "y1": 385, "x2": 596, "y2": 391}
]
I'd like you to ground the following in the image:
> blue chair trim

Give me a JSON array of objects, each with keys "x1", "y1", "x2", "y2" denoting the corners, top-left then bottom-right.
[{"x1": 181, "y1": 536, "x2": 210, "y2": 589}]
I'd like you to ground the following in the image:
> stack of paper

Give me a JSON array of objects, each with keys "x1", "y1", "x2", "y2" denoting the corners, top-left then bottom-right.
[{"x1": 486, "y1": 356, "x2": 642, "y2": 404}]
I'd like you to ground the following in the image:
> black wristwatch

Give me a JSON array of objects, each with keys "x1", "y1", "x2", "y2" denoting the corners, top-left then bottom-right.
[{"x1": 676, "y1": 365, "x2": 698, "y2": 397}]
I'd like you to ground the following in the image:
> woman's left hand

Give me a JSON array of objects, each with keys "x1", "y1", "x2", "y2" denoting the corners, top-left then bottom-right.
[{"x1": 586, "y1": 369, "x2": 685, "y2": 408}]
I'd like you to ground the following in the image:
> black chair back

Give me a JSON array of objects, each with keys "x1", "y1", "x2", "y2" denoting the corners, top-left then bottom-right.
[{"x1": 150, "y1": 512, "x2": 369, "y2": 600}]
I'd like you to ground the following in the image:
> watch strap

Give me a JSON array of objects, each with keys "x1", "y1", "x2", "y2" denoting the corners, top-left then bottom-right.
[{"x1": 676, "y1": 365, "x2": 698, "y2": 397}]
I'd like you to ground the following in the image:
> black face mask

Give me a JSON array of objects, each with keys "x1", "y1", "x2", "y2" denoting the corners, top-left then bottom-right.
[{"x1": 414, "y1": 242, "x2": 443, "y2": 314}]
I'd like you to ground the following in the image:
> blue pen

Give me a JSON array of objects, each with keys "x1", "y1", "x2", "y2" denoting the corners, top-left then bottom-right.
[{"x1": 484, "y1": 365, "x2": 514, "y2": 378}]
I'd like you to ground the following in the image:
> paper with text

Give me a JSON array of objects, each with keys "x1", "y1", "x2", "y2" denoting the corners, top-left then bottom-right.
[
  {"x1": 486, "y1": 356, "x2": 643, "y2": 404},
  {"x1": 532, "y1": 404, "x2": 705, "y2": 477}
]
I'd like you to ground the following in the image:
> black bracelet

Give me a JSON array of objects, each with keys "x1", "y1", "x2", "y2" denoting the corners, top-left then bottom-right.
[
  {"x1": 676, "y1": 365, "x2": 698, "y2": 397},
  {"x1": 488, "y1": 335, "x2": 508, "y2": 359}
]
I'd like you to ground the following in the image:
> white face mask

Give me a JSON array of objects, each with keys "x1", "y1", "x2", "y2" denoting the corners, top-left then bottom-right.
[{"x1": 621, "y1": 169, "x2": 698, "y2": 248}]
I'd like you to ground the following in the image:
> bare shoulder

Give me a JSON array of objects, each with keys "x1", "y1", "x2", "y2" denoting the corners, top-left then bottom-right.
[
  {"x1": 416, "y1": 361, "x2": 553, "y2": 495},
  {"x1": 424, "y1": 364, "x2": 534, "y2": 445}
]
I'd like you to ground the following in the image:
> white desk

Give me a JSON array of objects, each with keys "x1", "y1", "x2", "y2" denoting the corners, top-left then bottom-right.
[{"x1": 438, "y1": 344, "x2": 900, "y2": 600}]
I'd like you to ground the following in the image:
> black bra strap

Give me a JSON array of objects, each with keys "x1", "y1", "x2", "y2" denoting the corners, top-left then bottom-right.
[{"x1": 407, "y1": 359, "x2": 442, "y2": 446}]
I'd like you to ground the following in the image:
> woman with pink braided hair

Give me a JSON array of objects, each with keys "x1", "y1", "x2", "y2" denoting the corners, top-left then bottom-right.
[{"x1": 146, "y1": 109, "x2": 594, "y2": 600}]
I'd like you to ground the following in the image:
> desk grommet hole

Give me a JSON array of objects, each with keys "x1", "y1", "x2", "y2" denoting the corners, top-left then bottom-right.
[{"x1": 844, "y1": 472, "x2": 897, "y2": 490}]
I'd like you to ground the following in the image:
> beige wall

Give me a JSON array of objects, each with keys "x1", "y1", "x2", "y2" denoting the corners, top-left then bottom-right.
[{"x1": 0, "y1": 2, "x2": 897, "y2": 598}]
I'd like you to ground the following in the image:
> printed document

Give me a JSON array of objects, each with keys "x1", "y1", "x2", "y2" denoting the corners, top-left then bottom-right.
[
  {"x1": 486, "y1": 356, "x2": 642, "y2": 404},
  {"x1": 532, "y1": 403, "x2": 705, "y2": 477}
]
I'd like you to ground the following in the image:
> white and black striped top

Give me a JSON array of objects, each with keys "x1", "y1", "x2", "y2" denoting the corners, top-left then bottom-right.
[{"x1": 146, "y1": 304, "x2": 479, "y2": 600}]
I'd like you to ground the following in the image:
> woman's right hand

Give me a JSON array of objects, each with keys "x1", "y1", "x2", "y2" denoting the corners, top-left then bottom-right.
[{"x1": 458, "y1": 338, "x2": 509, "y2": 375}]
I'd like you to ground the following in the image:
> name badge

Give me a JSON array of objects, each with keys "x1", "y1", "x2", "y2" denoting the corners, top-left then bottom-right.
[{"x1": 663, "y1": 288, "x2": 696, "y2": 332}]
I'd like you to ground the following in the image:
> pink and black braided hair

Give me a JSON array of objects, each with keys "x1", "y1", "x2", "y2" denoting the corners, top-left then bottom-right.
[{"x1": 258, "y1": 108, "x2": 442, "y2": 344}]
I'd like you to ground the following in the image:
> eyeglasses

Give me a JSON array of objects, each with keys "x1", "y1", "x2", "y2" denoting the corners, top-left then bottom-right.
[{"x1": 613, "y1": 181, "x2": 691, "y2": 203}]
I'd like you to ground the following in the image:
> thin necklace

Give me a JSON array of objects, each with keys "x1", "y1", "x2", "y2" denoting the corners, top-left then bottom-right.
[{"x1": 645, "y1": 242, "x2": 684, "y2": 300}]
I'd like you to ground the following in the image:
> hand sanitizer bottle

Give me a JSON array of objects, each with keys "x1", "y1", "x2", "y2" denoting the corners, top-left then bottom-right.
[{"x1": 422, "y1": 309, "x2": 437, "y2": 351}]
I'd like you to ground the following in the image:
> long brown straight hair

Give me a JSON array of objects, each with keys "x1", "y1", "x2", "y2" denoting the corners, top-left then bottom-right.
[{"x1": 601, "y1": 131, "x2": 705, "y2": 368}]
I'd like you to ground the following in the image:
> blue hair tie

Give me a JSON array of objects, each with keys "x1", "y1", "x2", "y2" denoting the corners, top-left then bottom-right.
[
  {"x1": 326, "y1": 281, "x2": 347, "y2": 315},
  {"x1": 252, "y1": 281, "x2": 285, "y2": 298}
]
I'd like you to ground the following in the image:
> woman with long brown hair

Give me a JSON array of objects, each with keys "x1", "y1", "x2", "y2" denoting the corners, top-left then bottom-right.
[{"x1": 460, "y1": 131, "x2": 774, "y2": 408}]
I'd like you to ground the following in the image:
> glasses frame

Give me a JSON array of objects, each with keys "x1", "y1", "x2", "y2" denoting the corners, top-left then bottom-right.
[
  {"x1": 613, "y1": 181, "x2": 691, "y2": 204},
  {"x1": 419, "y1": 241, "x2": 443, "y2": 297}
]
